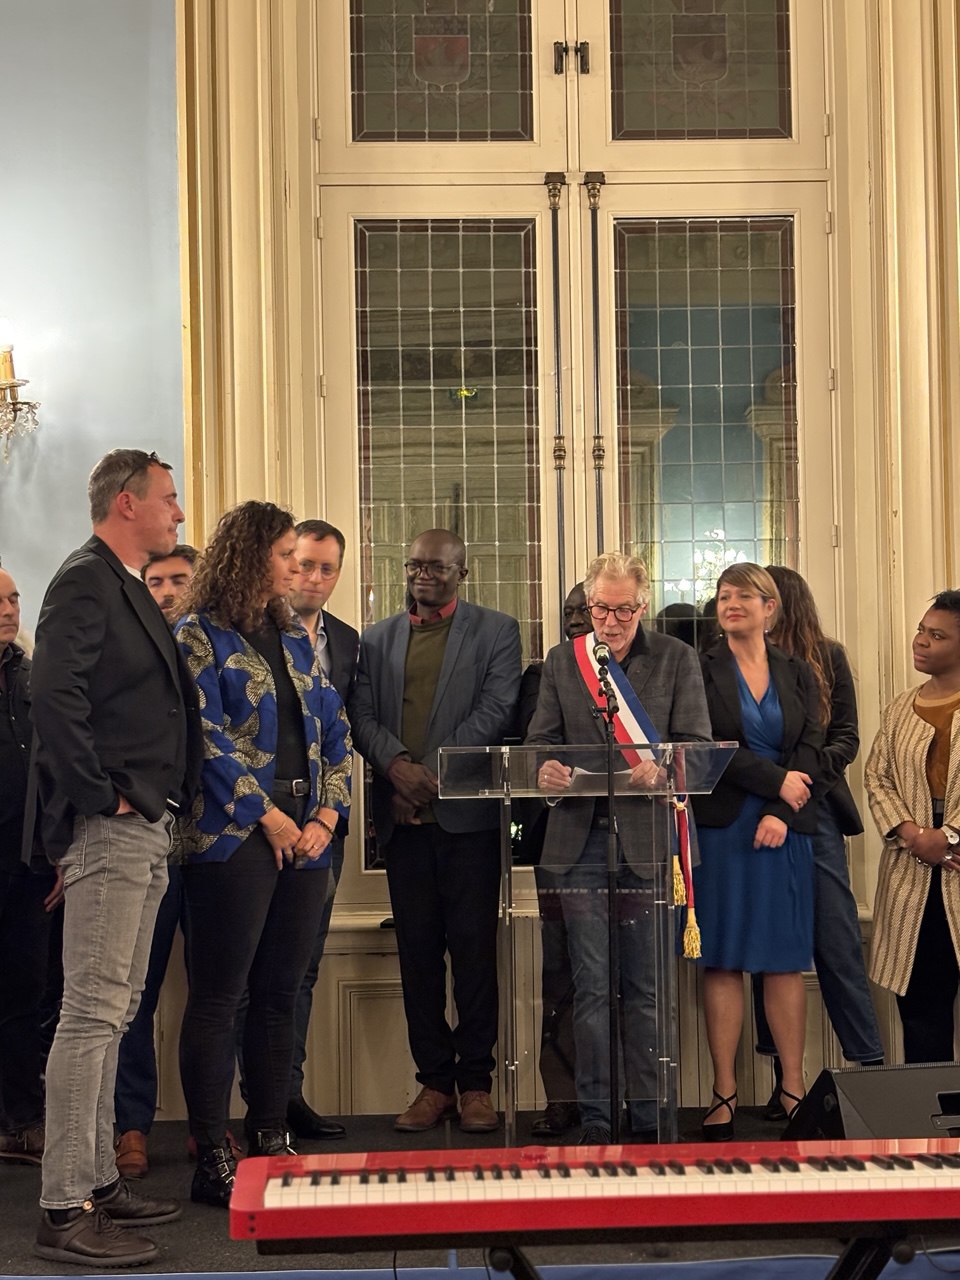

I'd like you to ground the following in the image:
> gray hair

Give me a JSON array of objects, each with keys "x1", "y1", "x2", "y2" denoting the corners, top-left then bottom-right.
[
  {"x1": 583, "y1": 551, "x2": 650, "y2": 606},
  {"x1": 88, "y1": 449, "x2": 171, "y2": 524}
]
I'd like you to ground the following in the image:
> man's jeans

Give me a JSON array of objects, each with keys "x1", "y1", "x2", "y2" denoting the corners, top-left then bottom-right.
[
  {"x1": 536, "y1": 831, "x2": 657, "y2": 1133},
  {"x1": 114, "y1": 863, "x2": 188, "y2": 1134},
  {"x1": 41, "y1": 811, "x2": 171, "y2": 1208},
  {"x1": 753, "y1": 804, "x2": 883, "y2": 1063}
]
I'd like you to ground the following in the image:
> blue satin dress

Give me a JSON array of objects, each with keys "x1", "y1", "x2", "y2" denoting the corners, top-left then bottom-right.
[{"x1": 695, "y1": 669, "x2": 814, "y2": 972}]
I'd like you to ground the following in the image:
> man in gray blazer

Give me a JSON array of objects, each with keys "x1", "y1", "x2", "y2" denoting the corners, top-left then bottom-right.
[
  {"x1": 349, "y1": 529, "x2": 521, "y2": 1135},
  {"x1": 526, "y1": 551, "x2": 711, "y2": 1145}
]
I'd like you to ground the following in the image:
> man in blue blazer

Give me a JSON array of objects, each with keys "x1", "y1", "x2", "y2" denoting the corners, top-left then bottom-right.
[{"x1": 350, "y1": 529, "x2": 521, "y2": 1134}]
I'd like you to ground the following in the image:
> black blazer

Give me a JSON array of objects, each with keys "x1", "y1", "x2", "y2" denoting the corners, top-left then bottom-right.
[
  {"x1": 692, "y1": 639, "x2": 823, "y2": 834},
  {"x1": 321, "y1": 609, "x2": 360, "y2": 709},
  {"x1": 23, "y1": 536, "x2": 202, "y2": 862},
  {"x1": 816, "y1": 640, "x2": 864, "y2": 836}
]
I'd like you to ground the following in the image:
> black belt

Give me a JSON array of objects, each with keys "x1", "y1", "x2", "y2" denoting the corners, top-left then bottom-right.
[{"x1": 273, "y1": 778, "x2": 309, "y2": 797}]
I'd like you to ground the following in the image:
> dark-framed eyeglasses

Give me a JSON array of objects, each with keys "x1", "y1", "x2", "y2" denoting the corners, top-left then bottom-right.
[
  {"x1": 118, "y1": 450, "x2": 162, "y2": 493},
  {"x1": 588, "y1": 602, "x2": 642, "y2": 623},
  {"x1": 404, "y1": 560, "x2": 462, "y2": 578}
]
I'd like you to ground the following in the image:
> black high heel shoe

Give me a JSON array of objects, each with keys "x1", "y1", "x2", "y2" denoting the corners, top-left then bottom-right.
[
  {"x1": 780, "y1": 1089, "x2": 804, "y2": 1122},
  {"x1": 701, "y1": 1090, "x2": 737, "y2": 1142}
]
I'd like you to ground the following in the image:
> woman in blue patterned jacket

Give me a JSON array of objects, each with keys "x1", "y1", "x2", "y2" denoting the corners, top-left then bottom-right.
[{"x1": 175, "y1": 501, "x2": 350, "y2": 1208}]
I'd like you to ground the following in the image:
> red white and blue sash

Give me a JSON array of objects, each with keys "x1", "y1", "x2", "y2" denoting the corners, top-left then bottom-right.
[
  {"x1": 571, "y1": 633, "x2": 659, "y2": 767},
  {"x1": 571, "y1": 632, "x2": 702, "y2": 959}
]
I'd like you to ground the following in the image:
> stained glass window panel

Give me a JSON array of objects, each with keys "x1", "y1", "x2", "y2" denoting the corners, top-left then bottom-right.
[
  {"x1": 351, "y1": 2, "x2": 534, "y2": 142},
  {"x1": 615, "y1": 217, "x2": 798, "y2": 629},
  {"x1": 610, "y1": 0, "x2": 792, "y2": 141}
]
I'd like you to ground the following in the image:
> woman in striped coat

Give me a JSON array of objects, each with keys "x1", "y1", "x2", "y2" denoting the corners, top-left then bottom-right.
[{"x1": 865, "y1": 590, "x2": 960, "y2": 1062}]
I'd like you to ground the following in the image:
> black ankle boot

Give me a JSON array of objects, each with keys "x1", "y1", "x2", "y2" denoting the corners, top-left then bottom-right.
[
  {"x1": 190, "y1": 1146, "x2": 237, "y2": 1209},
  {"x1": 248, "y1": 1128, "x2": 297, "y2": 1157}
]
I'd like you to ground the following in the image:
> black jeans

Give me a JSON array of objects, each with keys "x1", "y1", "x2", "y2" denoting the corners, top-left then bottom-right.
[
  {"x1": 384, "y1": 824, "x2": 500, "y2": 1095},
  {"x1": 0, "y1": 863, "x2": 54, "y2": 1132},
  {"x1": 179, "y1": 806, "x2": 329, "y2": 1146}
]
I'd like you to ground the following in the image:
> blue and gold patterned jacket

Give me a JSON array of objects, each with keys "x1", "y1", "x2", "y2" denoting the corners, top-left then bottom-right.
[{"x1": 175, "y1": 611, "x2": 351, "y2": 864}]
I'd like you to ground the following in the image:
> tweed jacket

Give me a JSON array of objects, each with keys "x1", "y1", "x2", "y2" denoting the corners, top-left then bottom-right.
[
  {"x1": 524, "y1": 626, "x2": 712, "y2": 873},
  {"x1": 176, "y1": 611, "x2": 351, "y2": 864},
  {"x1": 865, "y1": 687, "x2": 960, "y2": 994}
]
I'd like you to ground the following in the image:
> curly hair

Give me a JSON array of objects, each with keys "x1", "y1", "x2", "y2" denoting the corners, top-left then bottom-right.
[
  {"x1": 765, "y1": 565, "x2": 835, "y2": 727},
  {"x1": 183, "y1": 501, "x2": 295, "y2": 632}
]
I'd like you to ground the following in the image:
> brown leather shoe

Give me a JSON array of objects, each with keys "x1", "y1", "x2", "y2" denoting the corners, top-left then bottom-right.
[
  {"x1": 459, "y1": 1090, "x2": 499, "y2": 1133},
  {"x1": 115, "y1": 1130, "x2": 148, "y2": 1179},
  {"x1": 0, "y1": 1122, "x2": 44, "y2": 1166},
  {"x1": 394, "y1": 1086, "x2": 458, "y2": 1132},
  {"x1": 35, "y1": 1201, "x2": 159, "y2": 1267}
]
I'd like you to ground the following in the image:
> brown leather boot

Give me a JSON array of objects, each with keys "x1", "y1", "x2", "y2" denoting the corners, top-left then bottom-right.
[
  {"x1": 394, "y1": 1086, "x2": 458, "y2": 1132},
  {"x1": 114, "y1": 1130, "x2": 148, "y2": 1179},
  {"x1": 459, "y1": 1090, "x2": 499, "y2": 1133}
]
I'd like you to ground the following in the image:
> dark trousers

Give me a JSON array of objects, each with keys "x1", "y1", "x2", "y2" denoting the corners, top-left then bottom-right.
[
  {"x1": 179, "y1": 814, "x2": 329, "y2": 1147},
  {"x1": 0, "y1": 863, "x2": 54, "y2": 1132},
  {"x1": 384, "y1": 824, "x2": 500, "y2": 1095},
  {"x1": 290, "y1": 836, "x2": 344, "y2": 1099},
  {"x1": 897, "y1": 865, "x2": 960, "y2": 1063},
  {"x1": 536, "y1": 880, "x2": 577, "y2": 1101},
  {"x1": 114, "y1": 864, "x2": 188, "y2": 1134}
]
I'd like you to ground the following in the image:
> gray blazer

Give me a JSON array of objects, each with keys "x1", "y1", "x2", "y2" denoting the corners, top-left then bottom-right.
[
  {"x1": 525, "y1": 626, "x2": 712, "y2": 873},
  {"x1": 349, "y1": 599, "x2": 522, "y2": 843}
]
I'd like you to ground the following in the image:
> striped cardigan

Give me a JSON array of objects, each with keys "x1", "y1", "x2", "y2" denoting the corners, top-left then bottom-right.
[{"x1": 865, "y1": 687, "x2": 960, "y2": 994}]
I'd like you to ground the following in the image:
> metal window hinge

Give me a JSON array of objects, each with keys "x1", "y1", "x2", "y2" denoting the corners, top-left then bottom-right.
[
  {"x1": 825, "y1": 210, "x2": 833, "y2": 235},
  {"x1": 831, "y1": 524, "x2": 840, "y2": 548},
  {"x1": 319, "y1": 374, "x2": 327, "y2": 399},
  {"x1": 314, "y1": 117, "x2": 322, "y2": 142},
  {"x1": 315, "y1": 216, "x2": 323, "y2": 240},
  {"x1": 828, "y1": 368, "x2": 836, "y2": 390},
  {"x1": 823, "y1": 113, "x2": 832, "y2": 137}
]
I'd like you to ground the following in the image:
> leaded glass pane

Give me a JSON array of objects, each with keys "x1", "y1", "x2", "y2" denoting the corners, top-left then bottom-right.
[
  {"x1": 356, "y1": 218, "x2": 543, "y2": 659},
  {"x1": 610, "y1": 0, "x2": 791, "y2": 141},
  {"x1": 350, "y1": 2, "x2": 534, "y2": 142},
  {"x1": 615, "y1": 217, "x2": 797, "y2": 637}
]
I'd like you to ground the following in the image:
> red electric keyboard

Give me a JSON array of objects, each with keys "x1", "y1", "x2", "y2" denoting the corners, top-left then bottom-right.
[{"x1": 231, "y1": 1138, "x2": 960, "y2": 1255}]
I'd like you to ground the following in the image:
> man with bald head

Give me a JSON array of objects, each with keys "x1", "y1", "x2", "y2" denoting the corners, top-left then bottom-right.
[{"x1": 350, "y1": 529, "x2": 521, "y2": 1134}]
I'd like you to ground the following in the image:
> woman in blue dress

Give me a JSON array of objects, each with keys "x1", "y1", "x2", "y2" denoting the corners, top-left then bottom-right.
[{"x1": 692, "y1": 563, "x2": 823, "y2": 1140}]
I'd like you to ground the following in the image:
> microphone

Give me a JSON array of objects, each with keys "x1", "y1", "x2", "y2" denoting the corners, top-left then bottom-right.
[{"x1": 594, "y1": 642, "x2": 611, "y2": 666}]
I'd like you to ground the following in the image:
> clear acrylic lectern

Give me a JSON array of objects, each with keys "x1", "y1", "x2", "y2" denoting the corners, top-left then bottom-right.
[{"x1": 438, "y1": 741, "x2": 736, "y2": 1146}]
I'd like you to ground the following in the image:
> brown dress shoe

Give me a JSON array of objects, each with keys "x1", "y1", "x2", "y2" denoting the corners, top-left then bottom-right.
[
  {"x1": 459, "y1": 1090, "x2": 500, "y2": 1133},
  {"x1": 115, "y1": 1130, "x2": 148, "y2": 1179},
  {"x1": 394, "y1": 1086, "x2": 458, "y2": 1132},
  {"x1": 0, "y1": 1122, "x2": 44, "y2": 1166},
  {"x1": 35, "y1": 1201, "x2": 159, "y2": 1267}
]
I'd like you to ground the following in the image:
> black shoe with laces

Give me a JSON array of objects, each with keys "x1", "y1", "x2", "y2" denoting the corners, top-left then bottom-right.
[
  {"x1": 531, "y1": 1100, "x2": 580, "y2": 1138},
  {"x1": 35, "y1": 1201, "x2": 159, "y2": 1267},
  {"x1": 191, "y1": 1146, "x2": 237, "y2": 1209},
  {"x1": 95, "y1": 1178, "x2": 181, "y2": 1227},
  {"x1": 577, "y1": 1123, "x2": 612, "y2": 1146}
]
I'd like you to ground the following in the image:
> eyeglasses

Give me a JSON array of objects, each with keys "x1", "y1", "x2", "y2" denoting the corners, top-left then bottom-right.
[
  {"x1": 298, "y1": 561, "x2": 340, "y2": 580},
  {"x1": 118, "y1": 450, "x2": 162, "y2": 493},
  {"x1": 404, "y1": 560, "x2": 462, "y2": 578},
  {"x1": 588, "y1": 602, "x2": 643, "y2": 623}
]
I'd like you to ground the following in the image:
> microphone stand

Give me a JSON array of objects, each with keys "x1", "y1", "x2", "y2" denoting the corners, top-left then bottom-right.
[{"x1": 592, "y1": 655, "x2": 622, "y2": 1144}]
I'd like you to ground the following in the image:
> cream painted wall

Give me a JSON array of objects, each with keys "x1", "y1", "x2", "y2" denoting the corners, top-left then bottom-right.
[{"x1": 0, "y1": 0, "x2": 183, "y2": 628}]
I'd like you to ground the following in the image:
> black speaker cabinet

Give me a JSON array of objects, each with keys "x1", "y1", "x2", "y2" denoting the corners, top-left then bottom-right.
[{"x1": 784, "y1": 1062, "x2": 960, "y2": 1140}]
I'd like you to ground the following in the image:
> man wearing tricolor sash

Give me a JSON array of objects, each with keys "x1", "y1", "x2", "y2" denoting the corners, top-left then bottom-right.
[{"x1": 525, "y1": 552, "x2": 711, "y2": 1145}]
